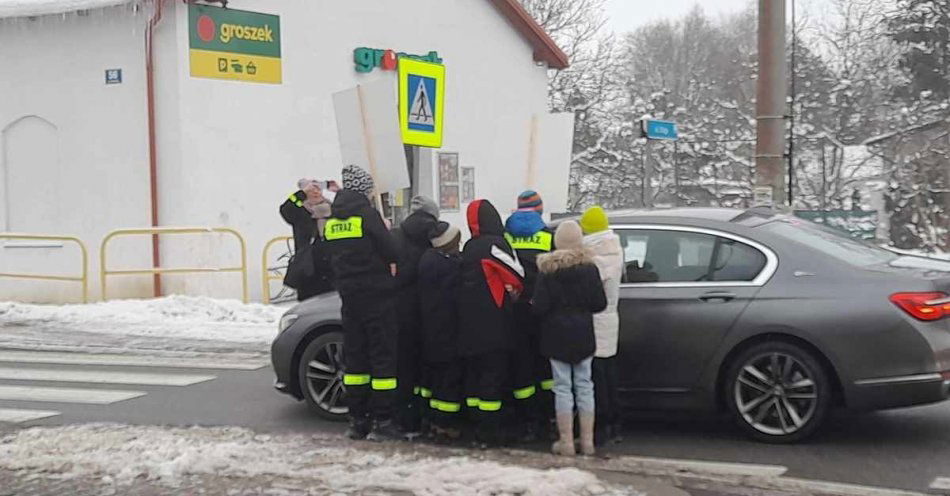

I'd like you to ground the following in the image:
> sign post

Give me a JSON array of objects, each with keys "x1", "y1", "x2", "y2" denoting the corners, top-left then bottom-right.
[
  {"x1": 640, "y1": 119, "x2": 679, "y2": 207},
  {"x1": 398, "y1": 58, "x2": 445, "y2": 148}
]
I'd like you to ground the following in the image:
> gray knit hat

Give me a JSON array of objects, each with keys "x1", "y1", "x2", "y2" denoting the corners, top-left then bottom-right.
[
  {"x1": 430, "y1": 222, "x2": 461, "y2": 248},
  {"x1": 341, "y1": 165, "x2": 374, "y2": 197},
  {"x1": 410, "y1": 195, "x2": 439, "y2": 218}
]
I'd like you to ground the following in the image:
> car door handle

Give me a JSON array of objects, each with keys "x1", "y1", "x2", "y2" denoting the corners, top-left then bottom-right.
[{"x1": 699, "y1": 292, "x2": 736, "y2": 302}]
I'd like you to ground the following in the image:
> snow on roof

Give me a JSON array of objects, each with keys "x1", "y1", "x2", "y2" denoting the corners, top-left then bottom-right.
[{"x1": 0, "y1": 0, "x2": 132, "y2": 19}]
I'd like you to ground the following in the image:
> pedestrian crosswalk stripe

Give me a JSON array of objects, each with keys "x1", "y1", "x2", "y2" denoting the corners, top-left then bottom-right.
[
  {"x1": 0, "y1": 367, "x2": 216, "y2": 386},
  {"x1": 931, "y1": 477, "x2": 950, "y2": 490},
  {"x1": 0, "y1": 350, "x2": 266, "y2": 370},
  {"x1": 0, "y1": 408, "x2": 60, "y2": 423},
  {"x1": 0, "y1": 385, "x2": 145, "y2": 404}
]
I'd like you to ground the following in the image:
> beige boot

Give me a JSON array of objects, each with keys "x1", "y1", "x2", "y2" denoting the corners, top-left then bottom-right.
[
  {"x1": 551, "y1": 412, "x2": 575, "y2": 456},
  {"x1": 579, "y1": 413, "x2": 596, "y2": 456}
]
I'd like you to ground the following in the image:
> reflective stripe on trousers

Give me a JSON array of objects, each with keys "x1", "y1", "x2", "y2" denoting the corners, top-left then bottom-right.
[
  {"x1": 371, "y1": 377, "x2": 398, "y2": 391},
  {"x1": 343, "y1": 374, "x2": 371, "y2": 386},
  {"x1": 429, "y1": 399, "x2": 461, "y2": 413},
  {"x1": 513, "y1": 385, "x2": 536, "y2": 400}
]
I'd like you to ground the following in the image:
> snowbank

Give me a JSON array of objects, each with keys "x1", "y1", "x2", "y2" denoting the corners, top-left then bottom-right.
[
  {"x1": 0, "y1": 424, "x2": 632, "y2": 495},
  {"x1": 0, "y1": 296, "x2": 284, "y2": 346},
  {"x1": 884, "y1": 246, "x2": 950, "y2": 261},
  {"x1": 0, "y1": 0, "x2": 132, "y2": 18}
]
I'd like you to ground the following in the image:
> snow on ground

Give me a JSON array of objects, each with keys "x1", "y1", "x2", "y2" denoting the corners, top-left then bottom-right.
[
  {"x1": 0, "y1": 0, "x2": 132, "y2": 18},
  {"x1": 884, "y1": 246, "x2": 950, "y2": 261},
  {"x1": 0, "y1": 296, "x2": 285, "y2": 351},
  {"x1": 0, "y1": 423, "x2": 636, "y2": 495}
]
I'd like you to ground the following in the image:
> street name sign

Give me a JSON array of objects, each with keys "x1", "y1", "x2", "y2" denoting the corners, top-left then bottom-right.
[{"x1": 641, "y1": 119, "x2": 678, "y2": 140}]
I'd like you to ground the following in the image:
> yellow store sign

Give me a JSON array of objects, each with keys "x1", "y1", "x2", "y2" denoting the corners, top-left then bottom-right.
[{"x1": 188, "y1": 4, "x2": 281, "y2": 84}]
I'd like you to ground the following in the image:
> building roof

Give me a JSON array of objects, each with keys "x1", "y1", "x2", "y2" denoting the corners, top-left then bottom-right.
[
  {"x1": 486, "y1": 0, "x2": 569, "y2": 69},
  {"x1": 0, "y1": 0, "x2": 570, "y2": 70},
  {"x1": 0, "y1": 0, "x2": 131, "y2": 18}
]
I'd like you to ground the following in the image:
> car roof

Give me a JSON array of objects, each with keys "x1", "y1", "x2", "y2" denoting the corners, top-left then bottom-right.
[
  {"x1": 555, "y1": 206, "x2": 782, "y2": 228},
  {"x1": 608, "y1": 207, "x2": 743, "y2": 223}
]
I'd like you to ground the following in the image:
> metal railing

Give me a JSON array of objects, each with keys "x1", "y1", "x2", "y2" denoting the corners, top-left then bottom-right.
[
  {"x1": 0, "y1": 233, "x2": 89, "y2": 303},
  {"x1": 100, "y1": 227, "x2": 248, "y2": 303},
  {"x1": 261, "y1": 235, "x2": 294, "y2": 304}
]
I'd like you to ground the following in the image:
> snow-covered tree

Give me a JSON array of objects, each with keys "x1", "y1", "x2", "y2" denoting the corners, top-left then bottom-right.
[
  {"x1": 873, "y1": 0, "x2": 950, "y2": 252},
  {"x1": 792, "y1": 0, "x2": 900, "y2": 210},
  {"x1": 617, "y1": 7, "x2": 758, "y2": 208},
  {"x1": 889, "y1": 0, "x2": 950, "y2": 100},
  {"x1": 519, "y1": 0, "x2": 627, "y2": 212}
]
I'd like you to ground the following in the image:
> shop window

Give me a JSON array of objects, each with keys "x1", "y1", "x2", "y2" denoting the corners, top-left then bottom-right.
[
  {"x1": 438, "y1": 152, "x2": 460, "y2": 212},
  {"x1": 461, "y1": 167, "x2": 475, "y2": 204}
]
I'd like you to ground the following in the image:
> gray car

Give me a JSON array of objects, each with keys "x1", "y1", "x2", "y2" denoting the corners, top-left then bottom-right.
[{"x1": 271, "y1": 207, "x2": 950, "y2": 443}]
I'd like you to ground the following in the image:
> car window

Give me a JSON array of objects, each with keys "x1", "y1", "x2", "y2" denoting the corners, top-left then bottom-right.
[
  {"x1": 710, "y1": 238, "x2": 767, "y2": 281},
  {"x1": 618, "y1": 229, "x2": 717, "y2": 283},
  {"x1": 617, "y1": 229, "x2": 768, "y2": 283},
  {"x1": 761, "y1": 217, "x2": 897, "y2": 266}
]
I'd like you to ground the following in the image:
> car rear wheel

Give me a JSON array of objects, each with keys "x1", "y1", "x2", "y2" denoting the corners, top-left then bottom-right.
[
  {"x1": 725, "y1": 341, "x2": 831, "y2": 443},
  {"x1": 297, "y1": 331, "x2": 348, "y2": 421}
]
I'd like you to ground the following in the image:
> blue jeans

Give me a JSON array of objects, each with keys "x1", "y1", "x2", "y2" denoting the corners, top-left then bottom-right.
[{"x1": 550, "y1": 357, "x2": 595, "y2": 415}]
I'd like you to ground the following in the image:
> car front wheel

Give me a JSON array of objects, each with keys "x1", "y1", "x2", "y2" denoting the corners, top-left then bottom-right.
[
  {"x1": 297, "y1": 331, "x2": 348, "y2": 421},
  {"x1": 725, "y1": 341, "x2": 831, "y2": 443}
]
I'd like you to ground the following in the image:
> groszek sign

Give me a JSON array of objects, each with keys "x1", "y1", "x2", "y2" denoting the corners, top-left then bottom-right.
[
  {"x1": 189, "y1": 4, "x2": 281, "y2": 84},
  {"x1": 641, "y1": 119, "x2": 678, "y2": 140},
  {"x1": 399, "y1": 58, "x2": 445, "y2": 148},
  {"x1": 353, "y1": 47, "x2": 442, "y2": 73}
]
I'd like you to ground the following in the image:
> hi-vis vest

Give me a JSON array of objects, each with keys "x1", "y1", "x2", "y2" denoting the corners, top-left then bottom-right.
[
  {"x1": 504, "y1": 231, "x2": 553, "y2": 252},
  {"x1": 324, "y1": 216, "x2": 364, "y2": 241}
]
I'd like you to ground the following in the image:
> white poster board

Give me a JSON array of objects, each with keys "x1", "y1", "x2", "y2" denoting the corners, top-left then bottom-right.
[
  {"x1": 332, "y1": 75, "x2": 410, "y2": 194},
  {"x1": 530, "y1": 112, "x2": 575, "y2": 213}
]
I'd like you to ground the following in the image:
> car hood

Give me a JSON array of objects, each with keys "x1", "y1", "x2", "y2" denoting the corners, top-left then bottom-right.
[{"x1": 285, "y1": 291, "x2": 342, "y2": 317}]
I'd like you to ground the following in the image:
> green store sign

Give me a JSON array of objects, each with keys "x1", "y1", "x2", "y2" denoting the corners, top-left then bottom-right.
[{"x1": 354, "y1": 47, "x2": 442, "y2": 73}]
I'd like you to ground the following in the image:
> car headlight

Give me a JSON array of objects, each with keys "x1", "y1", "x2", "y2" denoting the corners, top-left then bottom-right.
[{"x1": 278, "y1": 314, "x2": 299, "y2": 334}]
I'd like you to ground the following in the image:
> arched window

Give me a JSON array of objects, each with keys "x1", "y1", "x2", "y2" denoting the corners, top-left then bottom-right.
[{"x1": 1, "y1": 115, "x2": 60, "y2": 232}]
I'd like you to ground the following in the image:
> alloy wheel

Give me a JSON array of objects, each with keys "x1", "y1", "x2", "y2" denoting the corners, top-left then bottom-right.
[
  {"x1": 305, "y1": 340, "x2": 348, "y2": 415},
  {"x1": 733, "y1": 352, "x2": 818, "y2": 436}
]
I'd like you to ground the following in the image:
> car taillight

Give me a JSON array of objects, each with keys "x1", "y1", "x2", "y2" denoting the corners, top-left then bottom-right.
[{"x1": 890, "y1": 292, "x2": 950, "y2": 321}]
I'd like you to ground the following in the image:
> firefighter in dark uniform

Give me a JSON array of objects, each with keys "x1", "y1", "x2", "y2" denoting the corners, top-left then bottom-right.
[
  {"x1": 324, "y1": 165, "x2": 402, "y2": 441},
  {"x1": 503, "y1": 190, "x2": 555, "y2": 440},
  {"x1": 390, "y1": 196, "x2": 440, "y2": 434},
  {"x1": 459, "y1": 199, "x2": 525, "y2": 446}
]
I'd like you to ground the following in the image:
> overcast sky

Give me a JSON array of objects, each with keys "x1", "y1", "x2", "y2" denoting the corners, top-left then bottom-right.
[
  {"x1": 604, "y1": 0, "x2": 749, "y2": 33},
  {"x1": 605, "y1": 0, "x2": 830, "y2": 34}
]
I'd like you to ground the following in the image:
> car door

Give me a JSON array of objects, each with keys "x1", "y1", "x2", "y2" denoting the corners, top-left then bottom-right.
[{"x1": 613, "y1": 225, "x2": 775, "y2": 394}]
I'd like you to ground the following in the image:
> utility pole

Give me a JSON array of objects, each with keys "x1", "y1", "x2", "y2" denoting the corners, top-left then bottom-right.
[{"x1": 755, "y1": 0, "x2": 788, "y2": 206}]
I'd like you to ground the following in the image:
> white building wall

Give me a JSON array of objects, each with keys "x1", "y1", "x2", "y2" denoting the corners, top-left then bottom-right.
[
  {"x1": 154, "y1": 0, "x2": 558, "y2": 302},
  {"x1": 0, "y1": 6, "x2": 153, "y2": 303},
  {"x1": 1, "y1": 0, "x2": 569, "y2": 303}
]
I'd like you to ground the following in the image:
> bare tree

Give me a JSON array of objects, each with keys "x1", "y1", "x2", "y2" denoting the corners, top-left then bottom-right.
[{"x1": 520, "y1": 0, "x2": 626, "y2": 211}]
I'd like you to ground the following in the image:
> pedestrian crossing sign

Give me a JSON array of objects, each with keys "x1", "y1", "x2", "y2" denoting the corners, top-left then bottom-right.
[{"x1": 398, "y1": 58, "x2": 445, "y2": 148}]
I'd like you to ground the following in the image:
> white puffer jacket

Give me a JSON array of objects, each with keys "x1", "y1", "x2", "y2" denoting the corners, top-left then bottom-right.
[{"x1": 583, "y1": 229, "x2": 623, "y2": 358}]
